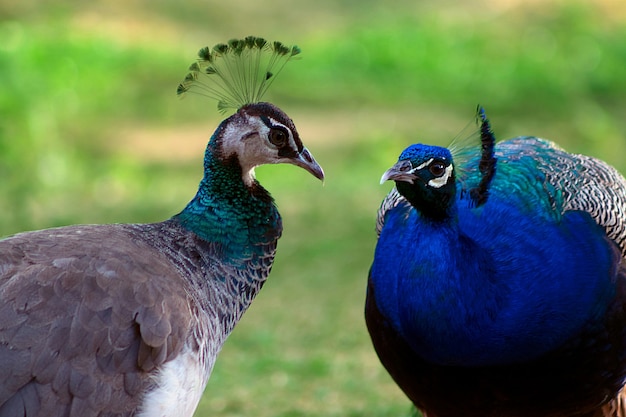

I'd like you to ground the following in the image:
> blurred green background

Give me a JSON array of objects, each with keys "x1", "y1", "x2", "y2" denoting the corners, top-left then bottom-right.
[{"x1": 1, "y1": 0, "x2": 625, "y2": 415}]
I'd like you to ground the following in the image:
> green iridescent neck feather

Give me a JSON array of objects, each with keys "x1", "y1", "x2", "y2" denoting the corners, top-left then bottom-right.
[{"x1": 173, "y1": 137, "x2": 281, "y2": 255}]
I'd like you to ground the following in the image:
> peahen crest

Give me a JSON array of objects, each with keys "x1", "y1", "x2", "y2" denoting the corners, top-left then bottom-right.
[{"x1": 177, "y1": 36, "x2": 301, "y2": 113}]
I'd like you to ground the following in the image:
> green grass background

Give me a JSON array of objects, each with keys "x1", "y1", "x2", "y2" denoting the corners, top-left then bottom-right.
[{"x1": 1, "y1": 0, "x2": 625, "y2": 415}]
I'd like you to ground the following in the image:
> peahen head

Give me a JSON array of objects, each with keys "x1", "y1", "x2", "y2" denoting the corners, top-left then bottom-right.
[
  {"x1": 177, "y1": 36, "x2": 324, "y2": 185},
  {"x1": 174, "y1": 36, "x2": 324, "y2": 242},
  {"x1": 207, "y1": 101, "x2": 324, "y2": 185},
  {"x1": 381, "y1": 144, "x2": 456, "y2": 219}
]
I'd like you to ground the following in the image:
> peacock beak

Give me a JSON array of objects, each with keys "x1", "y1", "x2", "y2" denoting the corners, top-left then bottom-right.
[
  {"x1": 380, "y1": 160, "x2": 419, "y2": 184},
  {"x1": 293, "y1": 147, "x2": 325, "y2": 181}
]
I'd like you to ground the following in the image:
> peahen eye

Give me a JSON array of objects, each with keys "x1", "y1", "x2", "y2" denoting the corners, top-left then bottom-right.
[
  {"x1": 269, "y1": 128, "x2": 288, "y2": 147},
  {"x1": 429, "y1": 161, "x2": 446, "y2": 177}
]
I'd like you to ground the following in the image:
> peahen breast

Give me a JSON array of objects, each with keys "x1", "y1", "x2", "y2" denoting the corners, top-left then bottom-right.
[{"x1": 367, "y1": 111, "x2": 626, "y2": 417}]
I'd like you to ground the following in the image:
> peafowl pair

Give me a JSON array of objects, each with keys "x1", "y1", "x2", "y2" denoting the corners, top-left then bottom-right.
[
  {"x1": 367, "y1": 108, "x2": 626, "y2": 417},
  {"x1": 0, "y1": 37, "x2": 323, "y2": 416},
  {"x1": 2, "y1": 35, "x2": 626, "y2": 417}
]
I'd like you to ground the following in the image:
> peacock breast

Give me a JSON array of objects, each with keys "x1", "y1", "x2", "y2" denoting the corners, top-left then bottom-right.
[{"x1": 371, "y1": 193, "x2": 621, "y2": 367}]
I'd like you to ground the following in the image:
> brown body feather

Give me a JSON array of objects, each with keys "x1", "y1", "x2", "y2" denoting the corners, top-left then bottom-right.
[
  {"x1": 0, "y1": 224, "x2": 194, "y2": 415},
  {"x1": 0, "y1": 219, "x2": 279, "y2": 416}
]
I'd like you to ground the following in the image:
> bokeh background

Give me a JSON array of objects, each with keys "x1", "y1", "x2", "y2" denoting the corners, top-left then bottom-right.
[{"x1": 1, "y1": 0, "x2": 625, "y2": 415}]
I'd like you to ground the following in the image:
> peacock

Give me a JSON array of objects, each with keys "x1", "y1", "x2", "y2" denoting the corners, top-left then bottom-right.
[
  {"x1": 0, "y1": 36, "x2": 324, "y2": 417},
  {"x1": 366, "y1": 107, "x2": 626, "y2": 417}
]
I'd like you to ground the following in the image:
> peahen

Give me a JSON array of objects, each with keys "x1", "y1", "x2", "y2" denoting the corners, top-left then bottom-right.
[
  {"x1": 0, "y1": 36, "x2": 324, "y2": 417},
  {"x1": 366, "y1": 107, "x2": 626, "y2": 417}
]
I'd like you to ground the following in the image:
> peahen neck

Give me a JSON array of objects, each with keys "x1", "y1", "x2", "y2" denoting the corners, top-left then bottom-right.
[{"x1": 172, "y1": 135, "x2": 281, "y2": 259}]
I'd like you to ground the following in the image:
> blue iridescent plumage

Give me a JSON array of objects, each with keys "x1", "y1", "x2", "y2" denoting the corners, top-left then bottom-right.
[{"x1": 366, "y1": 108, "x2": 626, "y2": 417}]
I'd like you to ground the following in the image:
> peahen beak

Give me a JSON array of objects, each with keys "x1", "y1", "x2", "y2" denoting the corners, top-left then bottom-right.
[
  {"x1": 380, "y1": 160, "x2": 418, "y2": 184},
  {"x1": 293, "y1": 147, "x2": 325, "y2": 181}
]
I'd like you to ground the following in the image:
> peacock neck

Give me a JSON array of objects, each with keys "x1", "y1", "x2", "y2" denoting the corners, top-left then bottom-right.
[
  {"x1": 172, "y1": 141, "x2": 281, "y2": 258},
  {"x1": 396, "y1": 180, "x2": 456, "y2": 221}
]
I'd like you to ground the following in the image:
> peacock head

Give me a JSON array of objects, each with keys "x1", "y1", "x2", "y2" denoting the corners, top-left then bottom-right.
[
  {"x1": 177, "y1": 36, "x2": 324, "y2": 185},
  {"x1": 381, "y1": 144, "x2": 456, "y2": 219}
]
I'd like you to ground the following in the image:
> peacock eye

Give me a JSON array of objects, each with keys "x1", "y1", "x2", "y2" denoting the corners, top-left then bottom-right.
[
  {"x1": 429, "y1": 161, "x2": 446, "y2": 177},
  {"x1": 268, "y1": 128, "x2": 288, "y2": 147}
]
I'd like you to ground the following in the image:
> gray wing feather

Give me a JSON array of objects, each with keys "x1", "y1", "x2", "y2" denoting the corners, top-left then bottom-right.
[
  {"x1": 0, "y1": 225, "x2": 194, "y2": 416},
  {"x1": 499, "y1": 137, "x2": 626, "y2": 256},
  {"x1": 375, "y1": 187, "x2": 409, "y2": 237},
  {"x1": 556, "y1": 154, "x2": 626, "y2": 255}
]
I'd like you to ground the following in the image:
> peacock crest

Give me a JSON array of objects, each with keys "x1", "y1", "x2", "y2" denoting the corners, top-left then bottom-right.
[{"x1": 177, "y1": 36, "x2": 301, "y2": 113}]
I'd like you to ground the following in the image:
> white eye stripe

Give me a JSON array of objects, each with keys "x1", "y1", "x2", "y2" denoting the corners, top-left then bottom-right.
[
  {"x1": 413, "y1": 158, "x2": 434, "y2": 172},
  {"x1": 427, "y1": 164, "x2": 454, "y2": 188},
  {"x1": 269, "y1": 127, "x2": 297, "y2": 152},
  {"x1": 266, "y1": 115, "x2": 305, "y2": 154}
]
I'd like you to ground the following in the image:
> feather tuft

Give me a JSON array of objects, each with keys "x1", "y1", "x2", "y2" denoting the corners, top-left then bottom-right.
[
  {"x1": 468, "y1": 105, "x2": 497, "y2": 206},
  {"x1": 177, "y1": 36, "x2": 300, "y2": 113},
  {"x1": 448, "y1": 106, "x2": 498, "y2": 206}
]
